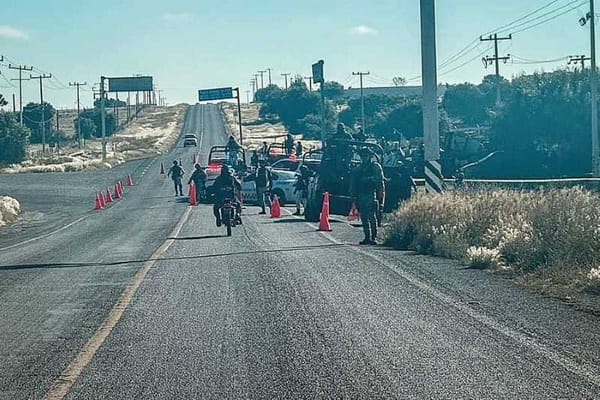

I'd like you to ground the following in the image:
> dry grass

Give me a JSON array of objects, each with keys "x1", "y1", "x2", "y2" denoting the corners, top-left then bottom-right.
[
  {"x1": 382, "y1": 188, "x2": 600, "y2": 296},
  {"x1": 0, "y1": 196, "x2": 20, "y2": 227}
]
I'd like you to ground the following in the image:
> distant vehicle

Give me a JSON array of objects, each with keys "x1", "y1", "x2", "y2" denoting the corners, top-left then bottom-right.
[
  {"x1": 183, "y1": 133, "x2": 198, "y2": 147},
  {"x1": 241, "y1": 169, "x2": 297, "y2": 205}
]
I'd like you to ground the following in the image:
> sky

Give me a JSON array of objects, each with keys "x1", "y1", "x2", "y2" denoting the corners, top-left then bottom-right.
[{"x1": 0, "y1": 0, "x2": 594, "y2": 109}]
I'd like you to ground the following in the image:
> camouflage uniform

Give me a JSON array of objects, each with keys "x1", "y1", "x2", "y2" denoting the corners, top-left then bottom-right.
[{"x1": 352, "y1": 151, "x2": 385, "y2": 244}]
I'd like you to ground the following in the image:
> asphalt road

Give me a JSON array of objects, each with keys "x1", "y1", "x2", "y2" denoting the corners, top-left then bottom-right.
[{"x1": 2, "y1": 104, "x2": 600, "y2": 399}]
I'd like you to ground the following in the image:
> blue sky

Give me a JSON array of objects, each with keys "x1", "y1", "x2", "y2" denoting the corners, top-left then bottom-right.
[{"x1": 0, "y1": 0, "x2": 594, "y2": 108}]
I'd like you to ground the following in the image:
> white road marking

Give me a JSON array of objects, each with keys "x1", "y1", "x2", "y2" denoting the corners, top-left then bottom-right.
[
  {"x1": 0, "y1": 216, "x2": 88, "y2": 252},
  {"x1": 280, "y1": 208, "x2": 600, "y2": 388},
  {"x1": 42, "y1": 206, "x2": 193, "y2": 400}
]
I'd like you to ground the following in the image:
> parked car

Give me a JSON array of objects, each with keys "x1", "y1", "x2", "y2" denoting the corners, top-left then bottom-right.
[
  {"x1": 241, "y1": 169, "x2": 297, "y2": 205},
  {"x1": 183, "y1": 133, "x2": 198, "y2": 147}
]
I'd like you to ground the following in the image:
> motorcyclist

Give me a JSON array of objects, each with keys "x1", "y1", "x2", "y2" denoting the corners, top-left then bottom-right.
[
  {"x1": 167, "y1": 160, "x2": 185, "y2": 196},
  {"x1": 212, "y1": 166, "x2": 242, "y2": 227},
  {"x1": 188, "y1": 164, "x2": 207, "y2": 203},
  {"x1": 351, "y1": 147, "x2": 385, "y2": 245}
]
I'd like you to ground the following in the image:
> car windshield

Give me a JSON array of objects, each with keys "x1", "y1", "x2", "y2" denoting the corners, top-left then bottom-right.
[{"x1": 3, "y1": 2, "x2": 600, "y2": 399}]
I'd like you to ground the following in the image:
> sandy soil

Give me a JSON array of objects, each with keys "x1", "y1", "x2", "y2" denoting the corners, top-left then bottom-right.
[
  {"x1": 1, "y1": 104, "x2": 189, "y2": 173},
  {"x1": 0, "y1": 196, "x2": 20, "y2": 227}
]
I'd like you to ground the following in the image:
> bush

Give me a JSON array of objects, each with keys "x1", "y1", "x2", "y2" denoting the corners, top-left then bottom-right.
[
  {"x1": 0, "y1": 111, "x2": 29, "y2": 164},
  {"x1": 382, "y1": 188, "x2": 600, "y2": 276}
]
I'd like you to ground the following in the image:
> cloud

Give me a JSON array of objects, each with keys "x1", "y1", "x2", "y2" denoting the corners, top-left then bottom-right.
[
  {"x1": 350, "y1": 25, "x2": 378, "y2": 35},
  {"x1": 161, "y1": 12, "x2": 193, "y2": 22},
  {"x1": 0, "y1": 25, "x2": 28, "y2": 40}
]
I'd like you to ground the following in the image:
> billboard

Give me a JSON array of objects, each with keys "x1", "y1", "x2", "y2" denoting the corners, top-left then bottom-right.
[
  {"x1": 108, "y1": 76, "x2": 153, "y2": 92},
  {"x1": 312, "y1": 60, "x2": 324, "y2": 84},
  {"x1": 198, "y1": 87, "x2": 234, "y2": 102}
]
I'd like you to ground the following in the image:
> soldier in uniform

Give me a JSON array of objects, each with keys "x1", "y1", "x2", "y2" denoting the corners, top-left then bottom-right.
[{"x1": 351, "y1": 147, "x2": 385, "y2": 245}]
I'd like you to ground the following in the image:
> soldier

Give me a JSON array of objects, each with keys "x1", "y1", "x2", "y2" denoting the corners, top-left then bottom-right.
[{"x1": 351, "y1": 148, "x2": 385, "y2": 245}]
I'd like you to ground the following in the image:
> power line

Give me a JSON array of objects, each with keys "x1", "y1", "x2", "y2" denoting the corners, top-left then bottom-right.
[
  {"x1": 512, "y1": 1, "x2": 587, "y2": 34},
  {"x1": 30, "y1": 73, "x2": 52, "y2": 154},
  {"x1": 9, "y1": 64, "x2": 33, "y2": 125}
]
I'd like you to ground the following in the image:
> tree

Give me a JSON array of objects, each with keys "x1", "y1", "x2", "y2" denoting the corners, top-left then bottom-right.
[
  {"x1": 0, "y1": 111, "x2": 29, "y2": 164},
  {"x1": 442, "y1": 83, "x2": 489, "y2": 125},
  {"x1": 77, "y1": 109, "x2": 116, "y2": 138},
  {"x1": 322, "y1": 81, "x2": 344, "y2": 98},
  {"x1": 74, "y1": 116, "x2": 96, "y2": 139},
  {"x1": 22, "y1": 102, "x2": 56, "y2": 144},
  {"x1": 94, "y1": 97, "x2": 127, "y2": 108}
]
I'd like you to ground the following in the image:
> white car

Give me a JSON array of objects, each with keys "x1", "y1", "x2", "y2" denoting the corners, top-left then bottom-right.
[
  {"x1": 241, "y1": 169, "x2": 297, "y2": 205},
  {"x1": 183, "y1": 133, "x2": 198, "y2": 147}
]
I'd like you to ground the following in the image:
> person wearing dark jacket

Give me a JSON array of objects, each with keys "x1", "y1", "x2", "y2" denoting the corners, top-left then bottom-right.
[
  {"x1": 212, "y1": 167, "x2": 242, "y2": 227},
  {"x1": 351, "y1": 148, "x2": 385, "y2": 245},
  {"x1": 255, "y1": 162, "x2": 273, "y2": 214},
  {"x1": 167, "y1": 160, "x2": 185, "y2": 196},
  {"x1": 188, "y1": 164, "x2": 207, "y2": 203}
]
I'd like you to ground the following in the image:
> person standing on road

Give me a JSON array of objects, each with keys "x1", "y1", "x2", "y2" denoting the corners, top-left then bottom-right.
[
  {"x1": 225, "y1": 135, "x2": 241, "y2": 166},
  {"x1": 351, "y1": 148, "x2": 385, "y2": 245},
  {"x1": 188, "y1": 164, "x2": 207, "y2": 203},
  {"x1": 250, "y1": 150, "x2": 259, "y2": 168},
  {"x1": 255, "y1": 161, "x2": 273, "y2": 215},
  {"x1": 293, "y1": 165, "x2": 310, "y2": 215},
  {"x1": 285, "y1": 134, "x2": 295, "y2": 156},
  {"x1": 295, "y1": 141, "x2": 303, "y2": 157},
  {"x1": 167, "y1": 160, "x2": 185, "y2": 196}
]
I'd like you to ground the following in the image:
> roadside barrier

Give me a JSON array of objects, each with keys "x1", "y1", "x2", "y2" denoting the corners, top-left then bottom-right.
[
  {"x1": 348, "y1": 203, "x2": 359, "y2": 221},
  {"x1": 94, "y1": 194, "x2": 104, "y2": 210},
  {"x1": 318, "y1": 192, "x2": 332, "y2": 231},
  {"x1": 270, "y1": 195, "x2": 281, "y2": 218},
  {"x1": 188, "y1": 183, "x2": 197, "y2": 206}
]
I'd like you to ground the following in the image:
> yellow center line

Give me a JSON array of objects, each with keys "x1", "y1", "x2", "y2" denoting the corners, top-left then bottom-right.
[{"x1": 43, "y1": 206, "x2": 192, "y2": 400}]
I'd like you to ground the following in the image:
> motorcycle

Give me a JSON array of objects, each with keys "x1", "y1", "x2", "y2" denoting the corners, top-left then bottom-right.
[{"x1": 220, "y1": 198, "x2": 238, "y2": 236}]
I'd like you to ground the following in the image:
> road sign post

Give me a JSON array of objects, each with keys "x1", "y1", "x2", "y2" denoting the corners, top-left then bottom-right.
[
  {"x1": 312, "y1": 60, "x2": 325, "y2": 143},
  {"x1": 234, "y1": 88, "x2": 243, "y2": 145},
  {"x1": 198, "y1": 87, "x2": 242, "y2": 143}
]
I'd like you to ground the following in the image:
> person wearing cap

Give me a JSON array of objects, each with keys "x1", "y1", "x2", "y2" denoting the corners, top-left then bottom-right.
[
  {"x1": 255, "y1": 160, "x2": 273, "y2": 214},
  {"x1": 351, "y1": 147, "x2": 385, "y2": 245},
  {"x1": 293, "y1": 165, "x2": 311, "y2": 215},
  {"x1": 212, "y1": 166, "x2": 242, "y2": 227}
]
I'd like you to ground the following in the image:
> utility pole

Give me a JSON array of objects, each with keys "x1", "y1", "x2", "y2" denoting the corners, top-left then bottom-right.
[
  {"x1": 420, "y1": 0, "x2": 442, "y2": 193},
  {"x1": 234, "y1": 87, "x2": 243, "y2": 144},
  {"x1": 9, "y1": 64, "x2": 33, "y2": 125},
  {"x1": 480, "y1": 33, "x2": 512, "y2": 106},
  {"x1": 281, "y1": 73, "x2": 290, "y2": 89},
  {"x1": 100, "y1": 76, "x2": 107, "y2": 161},
  {"x1": 258, "y1": 70, "x2": 266, "y2": 89},
  {"x1": 30, "y1": 73, "x2": 52, "y2": 155},
  {"x1": 250, "y1": 80, "x2": 256, "y2": 100},
  {"x1": 12, "y1": 94, "x2": 16, "y2": 113},
  {"x1": 245, "y1": 90, "x2": 250, "y2": 103},
  {"x1": 568, "y1": 54, "x2": 591, "y2": 70},
  {"x1": 579, "y1": 1, "x2": 600, "y2": 175},
  {"x1": 304, "y1": 76, "x2": 313, "y2": 91},
  {"x1": 352, "y1": 71, "x2": 370, "y2": 132},
  {"x1": 70, "y1": 82, "x2": 86, "y2": 148},
  {"x1": 267, "y1": 68, "x2": 272, "y2": 85}
]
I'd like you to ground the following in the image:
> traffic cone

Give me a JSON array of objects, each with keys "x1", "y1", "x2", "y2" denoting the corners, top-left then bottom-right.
[
  {"x1": 192, "y1": 154, "x2": 197, "y2": 164},
  {"x1": 270, "y1": 195, "x2": 281, "y2": 218},
  {"x1": 318, "y1": 192, "x2": 332, "y2": 231},
  {"x1": 114, "y1": 183, "x2": 122, "y2": 199},
  {"x1": 160, "y1": 162, "x2": 165, "y2": 174},
  {"x1": 188, "y1": 183, "x2": 197, "y2": 206},
  {"x1": 126, "y1": 174, "x2": 134, "y2": 186},
  {"x1": 117, "y1": 181, "x2": 124, "y2": 197},
  {"x1": 348, "y1": 202, "x2": 359, "y2": 221},
  {"x1": 105, "y1": 188, "x2": 114, "y2": 203},
  {"x1": 94, "y1": 194, "x2": 104, "y2": 210},
  {"x1": 98, "y1": 192, "x2": 106, "y2": 208}
]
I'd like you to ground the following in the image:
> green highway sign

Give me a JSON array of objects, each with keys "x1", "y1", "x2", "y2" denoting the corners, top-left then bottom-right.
[
  {"x1": 198, "y1": 87, "x2": 234, "y2": 101},
  {"x1": 108, "y1": 76, "x2": 153, "y2": 92}
]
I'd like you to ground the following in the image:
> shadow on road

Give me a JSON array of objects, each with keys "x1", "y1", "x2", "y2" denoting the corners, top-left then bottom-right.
[{"x1": 170, "y1": 234, "x2": 225, "y2": 240}]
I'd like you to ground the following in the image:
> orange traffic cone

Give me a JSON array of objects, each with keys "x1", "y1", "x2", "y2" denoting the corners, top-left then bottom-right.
[
  {"x1": 94, "y1": 194, "x2": 104, "y2": 210},
  {"x1": 105, "y1": 188, "x2": 114, "y2": 203},
  {"x1": 117, "y1": 182, "x2": 124, "y2": 197},
  {"x1": 98, "y1": 192, "x2": 106, "y2": 208},
  {"x1": 348, "y1": 202, "x2": 359, "y2": 221},
  {"x1": 270, "y1": 195, "x2": 281, "y2": 218},
  {"x1": 318, "y1": 192, "x2": 332, "y2": 231},
  {"x1": 126, "y1": 175, "x2": 133, "y2": 186},
  {"x1": 160, "y1": 162, "x2": 165, "y2": 174},
  {"x1": 114, "y1": 183, "x2": 121, "y2": 199},
  {"x1": 188, "y1": 183, "x2": 197, "y2": 206}
]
